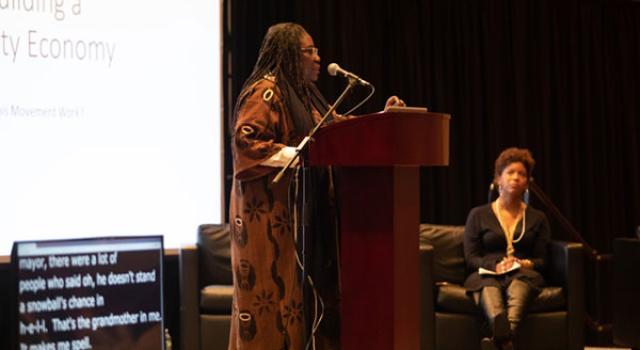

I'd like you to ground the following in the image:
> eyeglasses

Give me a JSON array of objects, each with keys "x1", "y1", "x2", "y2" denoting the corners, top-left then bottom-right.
[{"x1": 300, "y1": 47, "x2": 319, "y2": 56}]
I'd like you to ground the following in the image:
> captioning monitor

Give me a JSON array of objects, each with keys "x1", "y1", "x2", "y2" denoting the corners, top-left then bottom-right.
[{"x1": 13, "y1": 235, "x2": 165, "y2": 350}]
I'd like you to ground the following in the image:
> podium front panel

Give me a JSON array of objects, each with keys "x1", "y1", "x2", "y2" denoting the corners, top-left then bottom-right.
[{"x1": 306, "y1": 111, "x2": 450, "y2": 350}]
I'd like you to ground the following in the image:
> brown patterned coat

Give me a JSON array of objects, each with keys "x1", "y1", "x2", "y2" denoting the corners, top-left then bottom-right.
[{"x1": 228, "y1": 76, "x2": 322, "y2": 350}]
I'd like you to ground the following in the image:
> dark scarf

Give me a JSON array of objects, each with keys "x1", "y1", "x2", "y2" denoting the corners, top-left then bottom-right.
[
  {"x1": 280, "y1": 81, "x2": 340, "y2": 343},
  {"x1": 308, "y1": 83, "x2": 330, "y2": 117},
  {"x1": 281, "y1": 80, "x2": 314, "y2": 137},
  {"x1": 281, "y1": 80, "x2": 331, "y2": 138}
]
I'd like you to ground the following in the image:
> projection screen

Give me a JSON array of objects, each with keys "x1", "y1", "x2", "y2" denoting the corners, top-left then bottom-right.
[{"x1": 0, "y1": 0, "x2": 223, "y2": 255}]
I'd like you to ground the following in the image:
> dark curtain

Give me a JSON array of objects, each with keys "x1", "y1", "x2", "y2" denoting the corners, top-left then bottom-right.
[{"x1": 224, "y1": 0, "x2": 640, "y2": 254}]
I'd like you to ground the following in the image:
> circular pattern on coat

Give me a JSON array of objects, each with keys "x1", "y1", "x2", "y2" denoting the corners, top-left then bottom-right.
[
  {"x1": 238, "y1": 310, "x2": 257, "y2": 341},
  {"x1": 232, "y1": 216, "x2": 248, "y2": 247},
  {"x1": 262, "y1": 88, "x2": 274, "y2": 102}
]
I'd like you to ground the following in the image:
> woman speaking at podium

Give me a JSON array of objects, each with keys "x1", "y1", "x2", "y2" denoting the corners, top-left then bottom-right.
[{"x1": 228, "y1": 22, "x2": 404, "y2": 350}]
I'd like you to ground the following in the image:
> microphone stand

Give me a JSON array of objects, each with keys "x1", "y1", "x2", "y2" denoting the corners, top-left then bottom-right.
[
  {"x1": 270, "y1": 78, "x2": 358, "y2": 346},
  {"x1": 271, "y1": 78, "x2": 358, "y2": 185}
]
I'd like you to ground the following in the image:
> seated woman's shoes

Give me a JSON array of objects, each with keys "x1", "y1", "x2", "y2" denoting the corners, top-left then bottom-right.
[
  {"x1": 481, "y1": 337, "x2": 499, "y2": 350},
  {"x1": 481, "y1": 337, "x2": 514, "y2": 350},
  {"x1": 500, "y1": 339, "x2": 514, "y2": 350}
]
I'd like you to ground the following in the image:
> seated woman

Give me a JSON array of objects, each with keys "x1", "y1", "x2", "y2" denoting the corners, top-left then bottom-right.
[{"x1": 463, "y1": 148, "x2": 551, "y2": 350}]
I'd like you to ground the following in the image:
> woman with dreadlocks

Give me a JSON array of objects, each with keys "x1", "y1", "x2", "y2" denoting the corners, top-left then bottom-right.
[{"x1": 229, "y1": 23, "x2": 404, "y2": 349}]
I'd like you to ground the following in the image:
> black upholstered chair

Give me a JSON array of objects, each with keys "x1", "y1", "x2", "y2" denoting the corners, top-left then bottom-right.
[
  {"x1": 612, "y1": 238, "x2": 640, "y2": 349},
  {"x1": 419, "y1": 224, "x2": 584, "y2": 350},
  {"x1": 180, "y1": 224, "x2": 233, "y2": 350}
]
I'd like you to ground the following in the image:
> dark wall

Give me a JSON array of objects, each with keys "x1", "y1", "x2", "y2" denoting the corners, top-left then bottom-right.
[{"x1": 224, "y1": 0, "x2": 640, "y2": 253}]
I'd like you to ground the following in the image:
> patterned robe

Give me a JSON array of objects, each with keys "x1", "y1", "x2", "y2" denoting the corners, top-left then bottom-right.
[{"x1": 228, "y1": 76, "x2": 321, "y2": 349}]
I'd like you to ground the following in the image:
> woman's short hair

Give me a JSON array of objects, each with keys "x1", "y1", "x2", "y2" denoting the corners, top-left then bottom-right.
[{"x1": 494, "y1": 147, "x2": 535, "y2": 180}]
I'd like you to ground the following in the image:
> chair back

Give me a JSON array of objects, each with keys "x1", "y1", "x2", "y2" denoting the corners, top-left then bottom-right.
[
  {"x1": 197, "y1": 224, "x2": 232, "y2": 287},
  {"x1": 419, "y1": 224, "x2": 466, "y2": 285},
  {"x1": 613, "y1": 238, "x2": 640, "y2": 348}
]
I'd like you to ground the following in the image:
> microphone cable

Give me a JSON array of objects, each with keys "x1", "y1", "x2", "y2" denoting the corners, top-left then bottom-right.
[
  {"x1": 289, "y1": 164, "x2": 325, "y2": 350},
  {"x1": 342, "y1": 84, "x2": 375, "y2": 116}
]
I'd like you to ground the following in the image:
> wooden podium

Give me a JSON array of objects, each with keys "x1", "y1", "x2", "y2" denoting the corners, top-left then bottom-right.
[{"x1": 308, "y1": 111, "x2": 450, "y2": 350}]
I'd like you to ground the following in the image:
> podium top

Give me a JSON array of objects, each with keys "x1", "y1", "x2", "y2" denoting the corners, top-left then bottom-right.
[{"x1": 308, "y1": 111, "x2": 450, "y2": 167}]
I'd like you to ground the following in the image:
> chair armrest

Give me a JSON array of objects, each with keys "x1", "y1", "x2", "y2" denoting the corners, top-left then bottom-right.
[
  {"x1": 548, "y1": 240, "x2": 584, "y2": 350},
  {"x1": 420, "y1": 243, "x2": 435, "y2": 350},
  {"x1": 179, "y1": 245, "x2": 200, "y2": 350}
]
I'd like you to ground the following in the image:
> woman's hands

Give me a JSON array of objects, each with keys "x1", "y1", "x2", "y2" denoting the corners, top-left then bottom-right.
[
  {"x1": 518, "y1": 259, "x2": 534, "y2": 269},
  {"x1": 495, "y1": 256, "x2": 534, "y2": 273},
  {"x1": 384, "y1": 95, "x2": 406, "y2": 111},
  {"x1": 496, "y1": 256, "x2": 515, "y2": 273}
]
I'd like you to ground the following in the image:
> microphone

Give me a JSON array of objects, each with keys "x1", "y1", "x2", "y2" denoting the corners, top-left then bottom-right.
[{"x1": 327, "y1": 63, "x2": 371, "y2": 86}]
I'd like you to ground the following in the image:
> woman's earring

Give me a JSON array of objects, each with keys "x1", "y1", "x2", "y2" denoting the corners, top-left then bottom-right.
[
  {"x1": 488, "y1": 183, "x2": 495, "y2": 203},
  {"x1": 524, "y1": 188, "x2": 530, "y2": 204}
]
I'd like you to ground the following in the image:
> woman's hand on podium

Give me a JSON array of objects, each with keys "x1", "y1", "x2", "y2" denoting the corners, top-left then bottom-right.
[{"x1": 384, "y1": 95, "x2": 406, "y2": 111}]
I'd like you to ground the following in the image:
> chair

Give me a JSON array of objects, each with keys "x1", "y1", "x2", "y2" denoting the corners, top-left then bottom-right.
[
  {"x1": 180, "y1": 224, "x2": 233, "y2": 350},
  {"x1": 612, "y1": 238, "x2": 640, "y2": 349},
  {"x1": 419, "y1": 224, "x2": 584, "y2": 350}
]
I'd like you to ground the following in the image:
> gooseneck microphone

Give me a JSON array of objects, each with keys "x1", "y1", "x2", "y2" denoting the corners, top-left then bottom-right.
[{"x1": 327, "y1": 63, "x2": 371, "y2": 86}]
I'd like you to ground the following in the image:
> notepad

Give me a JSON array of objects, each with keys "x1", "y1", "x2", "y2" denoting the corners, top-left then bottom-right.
[{"x1": 479, "y1": 261, "x2": 521, "y2": 276}]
